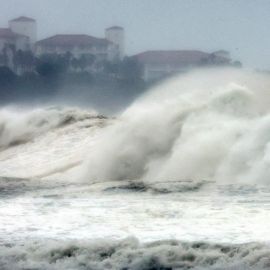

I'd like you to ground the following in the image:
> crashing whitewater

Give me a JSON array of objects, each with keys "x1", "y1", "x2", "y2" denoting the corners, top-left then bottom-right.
[
  {"x1": 2, "y1": 68, "x2": 270, "y2": 184},
  {"x1": 81, "y1": 68, "x2": 270, "y2": 185},
  {"x1": 1, "y1": 68, "x2": 270, "y2": 269}
]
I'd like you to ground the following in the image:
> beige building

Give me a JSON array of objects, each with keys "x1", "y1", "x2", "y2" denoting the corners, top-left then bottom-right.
[
  {"x1": 0, "y1": 28, "x2": 29, "y2": 52},
  {"x1": 105, "y1": 26, "x2": 125, "y2": 60},
  {"x1": 9, "y1": 16, "x2": 37, "y2": 49},
  {"x1": 0, "y1": 16, "x2": 36, "y2": 53},
  {"x1": 35, "y1": 26, "x2": 125, "y2": 63},
  {"x1": 134, "y1": 50, "x2": 231, "y2": 81},
  {"x1": 0, "y1": 17, "x2": 36, "y2": 71},
  {"x1": 36, "y1": 34, "x2": 111, "y2": 62}
]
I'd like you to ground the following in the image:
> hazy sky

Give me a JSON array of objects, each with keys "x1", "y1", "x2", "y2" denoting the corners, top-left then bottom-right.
[{"x1": 1, "y1": 0, "x2": 269, "y2": 69}]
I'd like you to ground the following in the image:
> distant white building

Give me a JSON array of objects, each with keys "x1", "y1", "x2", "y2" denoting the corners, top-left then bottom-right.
[
  {"x1": 0, "y1": 16, "x2": 36, "y2": 71},
  {"x1": 0, "y1": 28, "x2": 29, "y2": 52},
  {"x1": 35, "y1": 34, "x2": 111, "y2": 62},
  {"x1": 134, "y1": 50, "x2": 231, "y2": 81},
  {"x1": 9, "y1": 16, "x2": 37, "y2": 49},
  {"x1": 0, "y1": 17, "x2": 126, "y2": 73},
  {"x1": 212, "y1": 50, "x2": 231, "y2": 59},
  {"x1": 105, "y1": 26, "x2": 125, "y2": 60},
  {"x1": 0, "y1": 16, "x2": 37, "y2": 53},
  {"x1": 35, "y1": 26, "x2": 125, "y2": 63}
]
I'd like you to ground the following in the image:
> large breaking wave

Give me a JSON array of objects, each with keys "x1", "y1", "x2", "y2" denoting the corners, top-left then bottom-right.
[
  {"x1": 1, "y1": 69, "x2": 270, "y2": 270},
  {"x1": 82, "y1": 68, "x2": 270, "y2": 185},
  {"x1": 1, "y1": 68, "x2": 270, "y2": 186}
]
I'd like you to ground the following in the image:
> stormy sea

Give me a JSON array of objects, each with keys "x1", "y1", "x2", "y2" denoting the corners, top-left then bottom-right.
[{"x1": 1, "y1": 68, "x2": 270, "y2": 270}]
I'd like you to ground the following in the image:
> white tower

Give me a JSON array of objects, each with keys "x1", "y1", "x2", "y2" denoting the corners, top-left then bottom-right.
[
  {"x1": 9, "y1": 16, "x2": 37, "y2": 48},
  {"x1": 105, "y1": 26, "x2": 124, "y2": 61}
]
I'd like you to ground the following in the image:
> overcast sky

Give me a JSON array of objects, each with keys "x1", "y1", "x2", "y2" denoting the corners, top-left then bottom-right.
[{"x1": 1, "y1": 0, "x2": 269, "y2": 69}]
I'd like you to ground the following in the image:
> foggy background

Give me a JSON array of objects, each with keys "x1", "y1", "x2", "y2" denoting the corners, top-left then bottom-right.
[
  {"x1": 1, "y1": 3, "x2": 270, "y2": 268},
  {"x1": 0, "y1": 0, "x2": 269, "y2": 70}
]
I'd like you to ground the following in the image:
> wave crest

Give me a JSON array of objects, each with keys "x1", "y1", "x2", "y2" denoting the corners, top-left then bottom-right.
[
  {"x1": 82, "y1": 68, "x2": 270, "y2": 184},
  {"x1": 0, "y1": 106, "x2": 101, "y2": 149}
]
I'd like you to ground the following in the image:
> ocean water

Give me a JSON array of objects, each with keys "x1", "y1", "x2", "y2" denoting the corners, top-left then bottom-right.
[{"x1": 1, "y1": 68, "x2": 270, "y2": 269}]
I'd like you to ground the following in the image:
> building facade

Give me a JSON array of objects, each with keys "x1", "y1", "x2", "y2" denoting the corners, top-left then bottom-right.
[
  {"x1": 35, "y1": 34, "x2": 111, "y2": 61},
  {"x1": 105, "y1": 26, "x2": 125, "y2": 60},
  {"x1": 0, "y1": 28, "x2": 30, "y2": 52},
  {"x1": 134, "y1": 50, "x2": 231, "y2": 81},
  {"x1": 9, "y1": 16, "x2": 37, "y2": 49},
  {"x1": 0, "y1": 17, "x2": 36, "y2": 52},
  {"x1": 36, "y1": 26, "x2": 125, "y2": 64},
  {"x1": 0, "y1": 16, "x2": 126, "y2": 74},
  {"x1": 0, "y1": 17, "x2": 36, "y2": 72}
]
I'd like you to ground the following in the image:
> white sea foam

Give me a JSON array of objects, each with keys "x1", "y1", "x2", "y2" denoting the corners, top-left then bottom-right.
[
  {"x1": 0, "y1": 238, "x2": 269, "y2": 270},
  {"x1": 81, "y1": 68, "x2": 270, "y2": 185},
  {"x1": 1, "y1": 69, "x2": 270, "y2": 270},
  {"x1": 1, "y1": 68, "x2": 270, "y2": 185},
  {"x1": 0, "y1": 106, "x2": 108, "y2": 180},
  {"x1": 0, "y1": 106, "x2": 100, "y2": 148}
]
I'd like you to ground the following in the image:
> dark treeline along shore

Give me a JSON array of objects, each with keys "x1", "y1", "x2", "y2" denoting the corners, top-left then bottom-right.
[
  {"x1": 0, "y1": 17, "x2": 243, "y2": 112},
  {"x1": 0, "y1": 53, "x2": 243, "y2": 113},
  {"x1": 0, "y1": 54, "x2": 148, "y2": 113}
]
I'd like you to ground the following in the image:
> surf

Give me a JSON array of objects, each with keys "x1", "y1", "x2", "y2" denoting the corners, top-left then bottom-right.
[{"x1": 81, "y1": 68, "x2": 270, "y2": 185}]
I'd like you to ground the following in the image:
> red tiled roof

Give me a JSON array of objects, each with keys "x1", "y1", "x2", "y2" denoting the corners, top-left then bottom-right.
[
  {"x1": 134, "y1": 50, "x2": 210, "y2": 66},
  {"x1": 10, "y1": 16, "x2": 35, "y2": 22},
  {"x1": 36, "y1": 35, "x2": 110, "y2": 47},
  {"x1": 106, "y1": 26, "x2": 123, "y2": 30},
  {"x1": 0, "y1": 28, "x2": 27, "y2": 38}
]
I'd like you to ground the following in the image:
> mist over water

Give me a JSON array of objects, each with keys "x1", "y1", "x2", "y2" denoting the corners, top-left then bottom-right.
[
  {"x1": 82, "y1": 68, "x2": 270, "y2": 185},
  {"x1": 1, "y1": 0, "x2": 270, "y2": 267},
  {"x1": 1, "y1": 68, "x2": 270, "y2": 269},
  {"x1": 0, "y1": 106, "x2": 99, "y2": 149},
  {"x1": 1, "y1": 68, "x2": 270, "y2": 185}
]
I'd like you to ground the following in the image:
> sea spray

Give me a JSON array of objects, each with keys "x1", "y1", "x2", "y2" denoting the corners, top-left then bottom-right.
[
  {"x1": 82, "y1": 68, "x2": 270, "y2": 184},
  {"x1": 0, "y1": 106, "x2": 99, "y2": 148},
  {"x1": 0, "y1": 106, "x2": 107, "y2": 179},
  {"x1": 1, "y1": 68, "x2": 270, "y2": 185}
]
